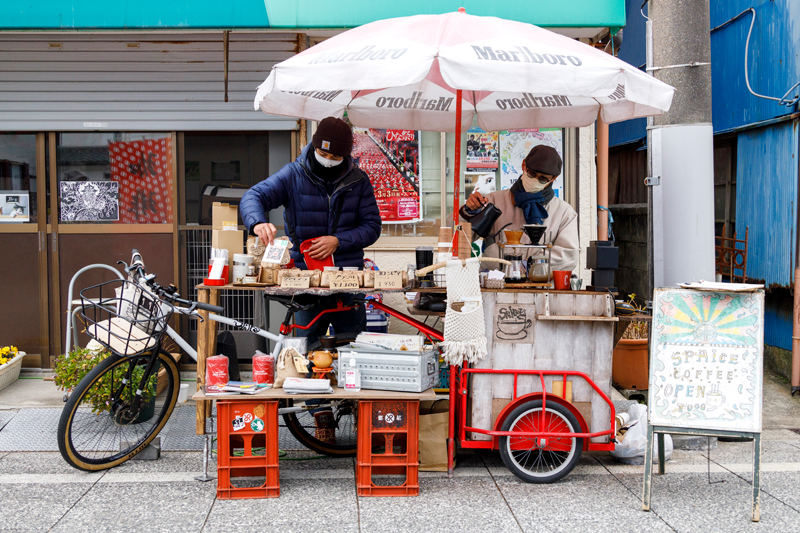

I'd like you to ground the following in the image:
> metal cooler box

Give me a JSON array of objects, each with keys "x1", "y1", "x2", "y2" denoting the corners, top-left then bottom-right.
[{"x1": 337, "y1": 345, "x2": 439, "y2": 393}]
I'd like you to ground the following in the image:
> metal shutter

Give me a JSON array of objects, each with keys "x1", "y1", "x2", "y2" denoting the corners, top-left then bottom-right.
[{"x1": 0, "y1": 32, "x2": 299, "y2": 131}]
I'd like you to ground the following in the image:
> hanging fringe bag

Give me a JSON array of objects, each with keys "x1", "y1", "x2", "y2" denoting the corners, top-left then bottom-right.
[{"x1": 440, "y1": 258, "x2": 487, "y2": 365}]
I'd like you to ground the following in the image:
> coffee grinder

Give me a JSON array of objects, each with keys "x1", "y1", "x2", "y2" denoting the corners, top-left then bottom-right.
[{"x1": 586, "y1": 240, "x2": 619, "y2": 292}]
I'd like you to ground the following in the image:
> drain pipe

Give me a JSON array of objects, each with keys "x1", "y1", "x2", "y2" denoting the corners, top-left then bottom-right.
[
  {"x1": 793, "y1": 133, "x2": 800, "y2": 396},
  {"x1": 597, "y1": 117, "x2": 610, "y2": 241}
]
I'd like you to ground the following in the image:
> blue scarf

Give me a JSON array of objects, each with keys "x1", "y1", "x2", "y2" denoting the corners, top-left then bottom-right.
[{"x1": 511, "y1": 178, "x2": 554, "y2": 224}]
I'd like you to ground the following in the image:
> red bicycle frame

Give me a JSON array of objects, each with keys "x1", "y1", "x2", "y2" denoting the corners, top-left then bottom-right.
[{"x1": 278, "y1": 301, "x2": 360, "y2": 335}]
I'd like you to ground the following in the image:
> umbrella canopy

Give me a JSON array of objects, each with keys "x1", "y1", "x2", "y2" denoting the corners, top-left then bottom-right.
[{"x1": 254, "y1": 10, "x2": 674, "y2": 132}]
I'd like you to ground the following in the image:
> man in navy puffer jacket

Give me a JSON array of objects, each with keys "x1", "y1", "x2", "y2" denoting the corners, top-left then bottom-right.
[{"x1": 240, "y1": 117, "x2": 381, "y2": 344}]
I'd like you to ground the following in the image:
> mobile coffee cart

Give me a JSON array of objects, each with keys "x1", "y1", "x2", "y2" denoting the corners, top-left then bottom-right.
[{"x1": 194, "y1": 279, "x2": 620, "y2": 484}]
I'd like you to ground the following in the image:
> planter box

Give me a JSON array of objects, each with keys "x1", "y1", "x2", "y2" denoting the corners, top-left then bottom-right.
[
  {"x1": 0, "y1": 354, "x2": 24, "y2": 392},
  {"x1": 612, "y1": 338, "x2": 649, "y2": 390}
]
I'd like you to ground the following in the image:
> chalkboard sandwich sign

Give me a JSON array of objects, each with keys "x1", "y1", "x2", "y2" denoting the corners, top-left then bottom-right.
[{"x1": 643, "y1": 284, "x2": 765, "y2": 522}]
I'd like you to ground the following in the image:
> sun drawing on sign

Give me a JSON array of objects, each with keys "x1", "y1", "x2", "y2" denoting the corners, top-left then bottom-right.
[{"x1": 656, "y1": 292, "x2": 758, "y2": 346}]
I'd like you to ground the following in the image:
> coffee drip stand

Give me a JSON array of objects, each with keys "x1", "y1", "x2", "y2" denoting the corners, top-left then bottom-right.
[{"x1": 500, "y1": 243, "x2": 553, "y2": 285}]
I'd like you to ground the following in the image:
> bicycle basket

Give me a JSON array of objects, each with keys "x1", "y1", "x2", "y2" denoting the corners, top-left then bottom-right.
[{"x1": 79, "y1": 279, "x2": 174, "y2": 357}]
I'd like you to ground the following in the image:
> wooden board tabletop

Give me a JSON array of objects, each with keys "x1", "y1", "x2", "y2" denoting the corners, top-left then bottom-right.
[{"x1": 192, "y1": 385, "x2": 437, "y2": 401}]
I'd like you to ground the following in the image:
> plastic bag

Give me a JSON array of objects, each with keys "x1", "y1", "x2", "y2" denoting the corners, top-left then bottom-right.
[{"x1": 610, "y1": 404, "x2": 673, "y2": 465}]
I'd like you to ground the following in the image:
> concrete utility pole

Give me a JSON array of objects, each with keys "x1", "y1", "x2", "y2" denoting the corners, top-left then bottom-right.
[{"x1": 648, "y1": 0, "x2": 715, "y2": 290}]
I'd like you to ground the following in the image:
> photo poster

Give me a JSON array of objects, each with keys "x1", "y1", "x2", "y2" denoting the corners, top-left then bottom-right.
[
  {"x1": 352, "y1": 128, "x2": 422, "y2": 224},
  {"x1": 59, "y1": 181, "x2": 119, "y2": 222},
  {"x1": 648, "y1": 288, "x2": 764, "y2": 433},
  {"x1": 465, "y1": 171, "x2": 498, "y2": 200},
  {"x1": 0, "y1": 190, "x2": 30, "y2": 223},
  {"x1": 466, "y1": 128, "x2": 499, "y2": 170},
  {"x1": 500, "y1": 129, "x2": 564, "y2": 197},
  {"x1": 109, "y1": 137, "x2": 174, "y2": 224}
]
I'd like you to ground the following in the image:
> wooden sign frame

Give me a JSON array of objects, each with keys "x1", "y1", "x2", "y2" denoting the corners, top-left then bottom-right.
[{"x1": 642, "y1": 287, "x2": 765, "y2": 522}]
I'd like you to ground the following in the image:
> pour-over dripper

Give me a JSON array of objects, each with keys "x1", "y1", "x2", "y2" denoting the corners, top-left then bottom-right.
[{"x1": 523, "y1": 224, "x2": 546, "y2": 244}]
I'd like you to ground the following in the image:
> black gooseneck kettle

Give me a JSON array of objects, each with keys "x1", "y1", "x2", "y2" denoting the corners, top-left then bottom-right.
[{"x1": 459, "y1": 202, "x2": 510, "y2": 239}]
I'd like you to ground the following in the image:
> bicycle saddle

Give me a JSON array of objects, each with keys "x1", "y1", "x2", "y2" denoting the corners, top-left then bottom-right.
[{"x1": 265, "y1": 294, "x2": 316, "y2": 312}]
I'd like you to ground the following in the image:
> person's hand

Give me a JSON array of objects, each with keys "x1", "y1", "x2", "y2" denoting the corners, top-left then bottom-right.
[
  {"x1": 253, "y1": 223, "x2": 277, "y2": 245},
  {"x1": 307, "y1": 236, "x2": 340, "y2": 260},
  {"x1": 465, "y1": 191, "x2": 487, "y2": 210}
]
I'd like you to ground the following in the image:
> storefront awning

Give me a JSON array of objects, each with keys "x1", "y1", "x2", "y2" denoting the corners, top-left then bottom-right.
[
  {"x1": 1, "y1": 0, "x2": 624, "y2": 34},
  {"x1": 265, "y1": 0, "x2": 625, "y2": 35}
]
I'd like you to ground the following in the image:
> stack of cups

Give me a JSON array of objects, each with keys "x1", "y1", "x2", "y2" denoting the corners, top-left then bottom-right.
[
  {"x1": 436, "y1": 227, "x2": 454, "y2": 287},
  {"x1": 458, "y1": 222, "x2": 473, "y2": 259},
  {"x1": 415, "y1": 246, "x2": 434, "y2": 285}
]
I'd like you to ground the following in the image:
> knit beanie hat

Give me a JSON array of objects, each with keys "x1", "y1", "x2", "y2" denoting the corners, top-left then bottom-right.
[
  {"x1": 312, "y1": 117, "x2": 353, "y2": 157},
  {"x1": 524, "y1": 145, "x2": 562, "y2": 176}
]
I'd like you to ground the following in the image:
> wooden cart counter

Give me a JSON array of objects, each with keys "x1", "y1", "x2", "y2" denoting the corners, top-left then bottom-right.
[{"x1": 193, "y1": 385, "x2": 437, "y2": 402}]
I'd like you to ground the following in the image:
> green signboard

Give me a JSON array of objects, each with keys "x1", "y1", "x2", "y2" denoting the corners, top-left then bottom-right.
[{"x1": 0, "y1": 0, "x2": 624, "y2": 30}]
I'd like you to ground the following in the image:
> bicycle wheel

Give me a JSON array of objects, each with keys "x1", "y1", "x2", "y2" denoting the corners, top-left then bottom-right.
[
  {"x1": 58, "y1": 349, "x2": 179, "y2": 471},
  {"x1": 282, "y1": 332, "x2": 358, "y2": 456},
  {"x1": 498, "y1": 399, "x2": 583, "y2": 483}
]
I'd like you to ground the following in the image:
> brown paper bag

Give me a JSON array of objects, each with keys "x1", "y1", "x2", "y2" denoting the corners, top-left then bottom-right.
[
  {"x1": 274, "y1": 347, "x2": 307, "y2": 388},
  {"x1": 419, "y1": 400, "x2": 452, "y2": 472}
]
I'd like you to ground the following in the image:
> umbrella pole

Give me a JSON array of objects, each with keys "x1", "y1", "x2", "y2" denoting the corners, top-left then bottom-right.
[{"x1": 452, "y1": 89, "x2": 463, "y2": 253}]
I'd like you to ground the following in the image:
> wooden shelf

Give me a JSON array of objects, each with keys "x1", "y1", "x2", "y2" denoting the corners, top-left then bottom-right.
[
  {"x1": 537, "y1": 315, "x2": 619, "y2": 322},
  {"x1": 407, "y1": 306, "x2": 445, "y2": 317},
  {"x1": 618, "y1": 313, "x2": 652, "y2": 322}
]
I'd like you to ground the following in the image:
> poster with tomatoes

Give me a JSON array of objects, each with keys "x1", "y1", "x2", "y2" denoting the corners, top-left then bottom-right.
[
  {"x1": 352, "y1": 128, "x2": 422, "y2": 224},
  {"x1": 109, "y1": 137, "x2": 174, "y2": 224}
]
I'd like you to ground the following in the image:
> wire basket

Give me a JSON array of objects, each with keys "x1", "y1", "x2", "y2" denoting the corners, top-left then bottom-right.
[{"x1": 80, "y1": 279, "x2": 174, "y2": 357}]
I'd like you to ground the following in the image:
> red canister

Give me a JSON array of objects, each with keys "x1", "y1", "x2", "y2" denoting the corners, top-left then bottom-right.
[
  {"x1": 253, "y1": 352, "x2": 275, "y2": 384},
  {"x1": 206, "y1": 355, "x2": 229, "y2": 389}
]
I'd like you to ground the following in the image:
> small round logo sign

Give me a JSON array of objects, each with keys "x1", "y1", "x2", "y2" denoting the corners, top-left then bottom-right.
[{"x1": 250, "y1": 417, "x2": 264, "y2": 432}]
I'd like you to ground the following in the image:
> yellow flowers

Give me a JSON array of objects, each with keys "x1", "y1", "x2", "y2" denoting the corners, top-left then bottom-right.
[{"x1": 0, "y1": 346, "x2": 19, "y2": 366}]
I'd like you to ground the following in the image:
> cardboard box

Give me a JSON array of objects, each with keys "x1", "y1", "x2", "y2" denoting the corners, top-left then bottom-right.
[
  {"x1": 212, "y1": 202, "x2": 239, "y2": 231},
  {"x1": 211, "y1": 229, "x2": 244, "y2": 281}
]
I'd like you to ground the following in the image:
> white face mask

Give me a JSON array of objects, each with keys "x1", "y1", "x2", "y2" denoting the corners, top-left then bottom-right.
[
  {"x1": 315, "y1": 151, "x2": 344, "y2": 168},
  {"x1": 520, "y1": 173, "x2": 551, "y2": 193}
]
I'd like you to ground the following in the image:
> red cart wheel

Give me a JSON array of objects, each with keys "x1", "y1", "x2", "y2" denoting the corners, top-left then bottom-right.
[{"x1": 499, "y1": 400, "x2": 583, "y2": 483}]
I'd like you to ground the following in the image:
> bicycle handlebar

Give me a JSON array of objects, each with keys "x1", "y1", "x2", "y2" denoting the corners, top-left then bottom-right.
[
  {"x1": 185, "y1": 299, "x2": 224, "y2": 314},
  {"x1": 120, "y1": 249, "x2": 224, "y2": 315}
]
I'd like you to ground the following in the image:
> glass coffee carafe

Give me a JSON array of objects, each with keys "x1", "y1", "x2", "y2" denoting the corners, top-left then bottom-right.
[
  {"x1": 527, "y1": 256, "x2": 550, "y2": 283},
  {"x1": 503, "y1": 254, "x2": 527, "y2": 283}
]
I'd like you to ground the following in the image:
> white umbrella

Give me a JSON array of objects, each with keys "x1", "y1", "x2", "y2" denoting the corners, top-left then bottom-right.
[
  {"x1": 253, "y1": 8, "x2": 674, "y2": 232},
  {"x1": 254, "y1": 9, "x2": 674, "y2": 132}
]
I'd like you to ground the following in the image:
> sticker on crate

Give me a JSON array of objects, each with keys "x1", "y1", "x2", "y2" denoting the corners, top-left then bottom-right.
[
  {"x1": 372, "y1": 402, "x2": 407, "y2": 429},
  {"x1": 251, "y1": 417, "x2": 264, "y2": 432},
  {"x1": 232, "y1": 416, "x2": 245, "y2": 431},
  {"x1": 253, "y1": 404, "x2": 265, "y2": 418},
  {"x1": 242, "y1": 413, "x2": 253, "y2": 424}
]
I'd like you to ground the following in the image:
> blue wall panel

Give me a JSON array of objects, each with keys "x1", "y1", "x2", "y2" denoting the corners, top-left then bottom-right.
[
  {"x1": 711, "y1": 0, "x2": 800, "y2": 133},
  {"x1": 765, "y1": 292, "x2": 793, "y2": 351},
  {"x1": 735, "y1": 120, "x2": 798, "y2": 287},
  {"x1": 609, "y1": 0, "x2": 647, "y2": 147}
]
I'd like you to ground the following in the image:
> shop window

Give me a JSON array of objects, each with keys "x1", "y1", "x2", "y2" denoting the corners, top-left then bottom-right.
[
  {"x1": 183, "y1": 133, "x2": 273, "y2": 225},
  {"x1": 0, "y1": 134, "x2": 38, "y2": 224},
  {"x1": 56, "y1": 133, "x2": 173, "y2": 224}
]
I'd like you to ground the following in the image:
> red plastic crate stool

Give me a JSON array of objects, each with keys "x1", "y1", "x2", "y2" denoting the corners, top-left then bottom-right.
[
  {"x1": 216, "y1": 399, "x2": 279, "y2": 499},
  {"x1": 356, "y1": 400, "x2": 420, "y2": 497}
]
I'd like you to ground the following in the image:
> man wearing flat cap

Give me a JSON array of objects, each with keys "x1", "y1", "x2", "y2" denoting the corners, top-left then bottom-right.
[
  {"x1": 464, "y1": 145, "x2": 578, "y2": 271},
  {"x1": 241, "y1": 117, "x2": 382, "y2": 344}
]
